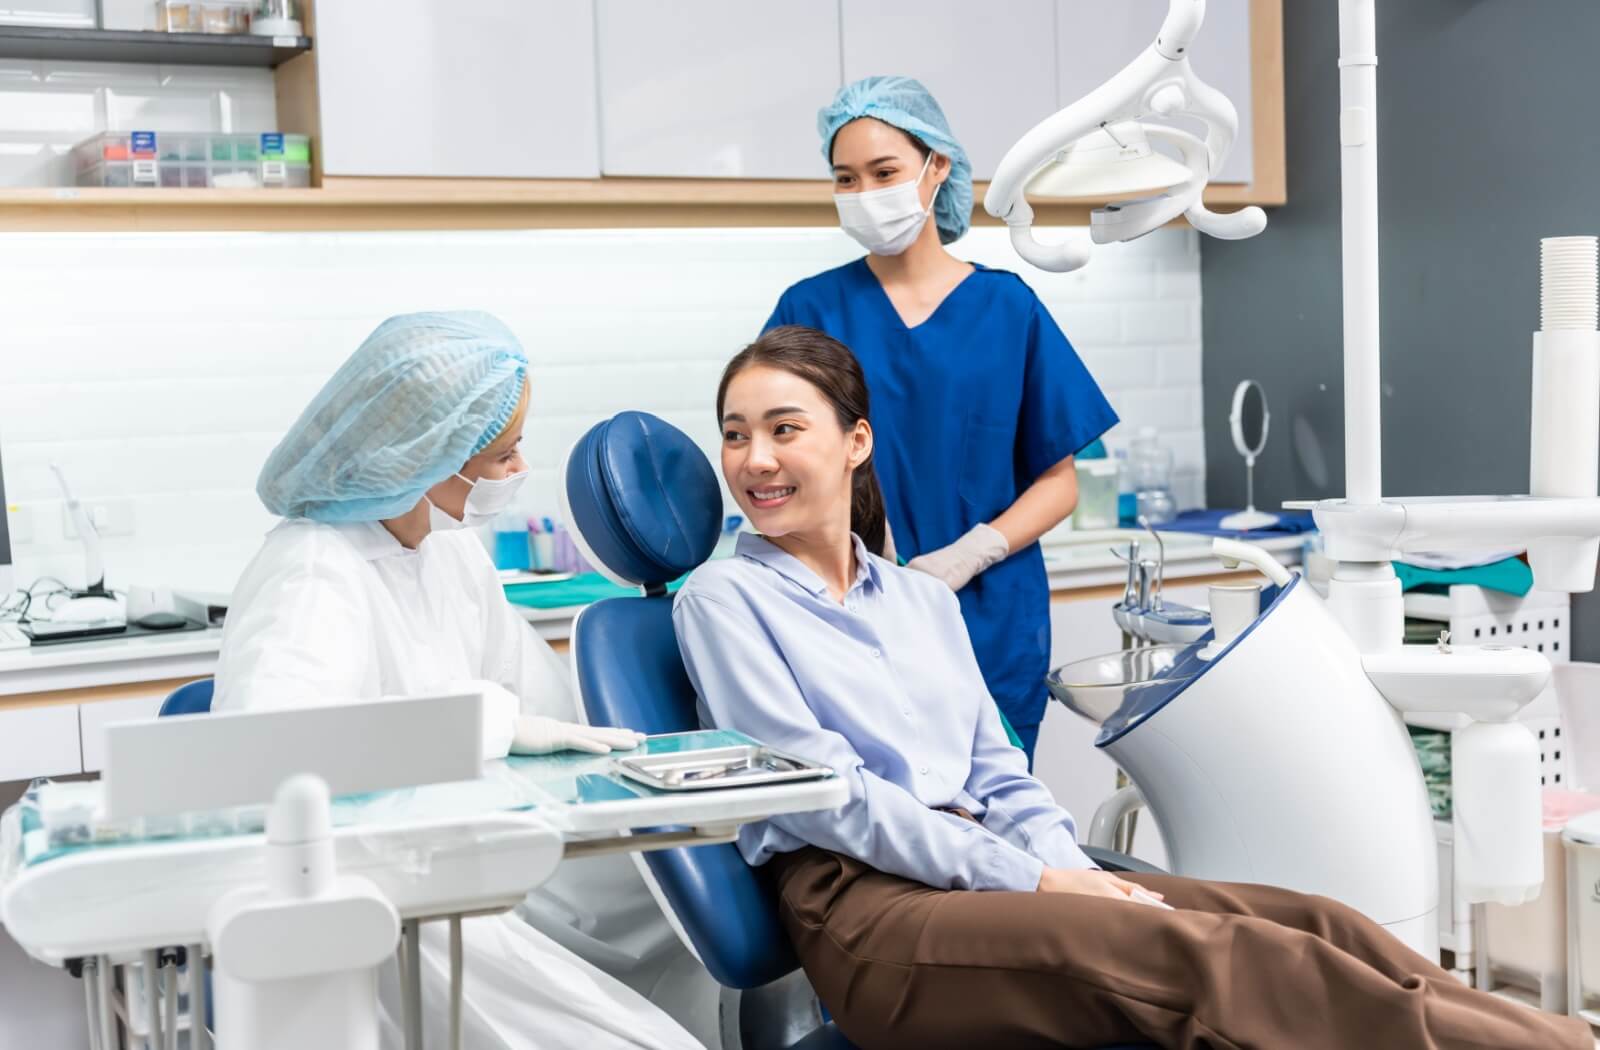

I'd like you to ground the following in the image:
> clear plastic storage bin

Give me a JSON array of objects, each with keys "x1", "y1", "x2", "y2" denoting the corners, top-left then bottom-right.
[
  {"x1": 157, "y1": 0, "x2": 253, "y2": 34},
  {"x1": 72, "y1": 131, "x2": 311, "y2": 189}
]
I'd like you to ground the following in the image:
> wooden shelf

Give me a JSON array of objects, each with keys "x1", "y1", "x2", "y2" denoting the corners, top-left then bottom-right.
[
  {"x1": 0, "y1": 0, "x2": 1283, "y2": 232},
  {"x1": 0, "y1": 177, "x2": 1278, "y2": 232},
  {"x1": 0, "y1": 25, "x2": 310, "y2": 67}
]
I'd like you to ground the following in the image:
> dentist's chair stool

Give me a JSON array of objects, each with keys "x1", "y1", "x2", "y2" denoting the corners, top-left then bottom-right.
[
  {"x1": 563, "y1": 411, "x2": 1160, "y2": 1050},
  {"x1": 160, "y1": 677, "x2": 214, "y2": 716}
]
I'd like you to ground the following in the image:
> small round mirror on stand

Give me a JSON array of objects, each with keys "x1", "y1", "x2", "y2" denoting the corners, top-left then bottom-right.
[{"x1": 1219, "y1": 380, "x2": 1279, "y2": 531}]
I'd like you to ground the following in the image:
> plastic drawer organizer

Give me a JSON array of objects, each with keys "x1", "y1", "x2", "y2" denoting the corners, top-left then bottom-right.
[{"x1": 72, "y1": 131, "x2": 311, "y2": 190}]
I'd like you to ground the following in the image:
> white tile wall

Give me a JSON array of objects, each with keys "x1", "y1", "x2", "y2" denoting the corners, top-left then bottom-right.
[
  {"x1": 0, "y1": 58, "x2": 276, "y2": 186},
  {"x1": 0, "y1": 225, "x2": 1204, "y2": 597}
]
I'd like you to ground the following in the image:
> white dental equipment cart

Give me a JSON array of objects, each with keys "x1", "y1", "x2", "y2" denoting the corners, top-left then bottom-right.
[{"x1": 0, "y1": 728, "x2": 846, "y2": 1050}]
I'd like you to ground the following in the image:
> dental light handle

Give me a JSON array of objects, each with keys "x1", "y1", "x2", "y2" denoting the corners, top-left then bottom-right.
[
  {"x1": 1155, "y1": 0, "x2": 1205, "y2": 60},
  {"x1": 1187, "y1": 202, "x2": 1267, "y2": 240},
  {"x1": 1006, "y1": 199, "x2": 1093, "y2": 272},
  {"x1": 1211, "y1": 537, "x2": 1293, "y2": 587},
  {"x1": 49, "y1": 463, "x2": 106, "y2": 595}
]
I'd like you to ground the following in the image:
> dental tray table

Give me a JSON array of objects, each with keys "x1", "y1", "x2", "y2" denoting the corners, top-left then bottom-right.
[
  {"x1": 0, "y1": 729, "x2": 846, "y2": 966},
  {"x1": 614, "y1": 743, "x2": 831, "y2": 791}
]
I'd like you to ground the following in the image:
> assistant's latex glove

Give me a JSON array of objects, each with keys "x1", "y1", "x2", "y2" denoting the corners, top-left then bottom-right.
[
  {"x1": 512, "y1": 715, "x2": 645, "y2": 756},
  {"x1": 906, "y1": 523, "x2": 1009, "y2": 592}
]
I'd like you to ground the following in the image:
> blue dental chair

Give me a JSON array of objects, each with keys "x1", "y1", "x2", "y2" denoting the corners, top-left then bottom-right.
[{"x1": 563, "y1": 411, "x2": 1162, "y2": 1050}]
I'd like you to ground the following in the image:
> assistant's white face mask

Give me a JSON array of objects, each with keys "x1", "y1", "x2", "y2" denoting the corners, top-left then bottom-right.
[
  {"x1": 833, "y1": 151, "x2": 940, "y2": 257},
  {"x1": 427, "y1": 469, "x2": 528, "y2": 531}
]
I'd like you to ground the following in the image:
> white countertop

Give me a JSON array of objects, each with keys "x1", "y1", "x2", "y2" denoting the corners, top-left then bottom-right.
[
  {"x1": 0, "y1": 530, "x2": 1308, "y2": 692},
  {"x1": 0, "y1": 627, "x2": 228, "y2": 697},
  {"x1": 1042, "y1": 528, "x2": 1305, "y2": 592},
  {"x1": 0, "y1": 628, "x2": 225, "y2": 677}
]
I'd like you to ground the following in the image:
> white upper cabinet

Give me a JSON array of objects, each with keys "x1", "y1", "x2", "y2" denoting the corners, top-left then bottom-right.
[
  {"x1": 839, "y1": 0, "x2": 1057, "y2": 182},
  {"x1": 316, "y1": 0, "x2": 601, "y2": 179},
  {"x1": 596, "y1": 0, "x2": 841, "y2": 179},
  {"x1": 1056, "y1": 0, "x2": 1253, "y2": 184}
]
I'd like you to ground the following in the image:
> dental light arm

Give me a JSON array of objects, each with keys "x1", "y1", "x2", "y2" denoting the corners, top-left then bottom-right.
[{"x1": 984, "y1": 0, "x2": 1266, "y2": 272}]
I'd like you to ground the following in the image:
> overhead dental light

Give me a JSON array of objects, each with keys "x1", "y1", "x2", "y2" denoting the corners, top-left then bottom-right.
[
  {"x1": 1025, "y1": 122, "x2": 1194, "y2": 200},
  {"x1": 985, "y1": 0, "x2": 1267, "y2": 272}
]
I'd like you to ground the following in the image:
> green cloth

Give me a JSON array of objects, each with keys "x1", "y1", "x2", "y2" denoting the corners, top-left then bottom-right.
[
  {"x1": 1391, "y1": 556, "x2": 1533, "y2": 597},
  {"x1": 1408, "y1": 725, "x2": 1452, "y2": 820},
  {"x1": 504, "y1": 572, "x2": 684, "y2": 609},
  {"x1": 996, "y1": 706, "x2": 1025, "y2": 750}
]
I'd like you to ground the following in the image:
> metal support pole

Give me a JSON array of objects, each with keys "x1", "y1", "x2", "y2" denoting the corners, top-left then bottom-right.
[
  {"x1": 190, "y1": 945, "x2": 211, "y2": 1050},
  {"x1": 402, "y1": 920, "x2": 423, "y2": 1050},
  {"x1": 96, "y1": 958, "x2": 118, "y2": 1050},
  {"x1": 449, "y1": 916, "x2": 464, "y2": 1050},
  {"x1": 140, "y1": 950, "x2": 163, "y2": 1050},
  {"x1": 81, "y1": 958, "x2": 102, "y2": 1050}
]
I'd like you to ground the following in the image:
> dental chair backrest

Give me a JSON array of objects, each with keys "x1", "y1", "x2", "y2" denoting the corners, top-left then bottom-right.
[{"x1": 563, "y1": 411, "x2": 804, "y2": 989}]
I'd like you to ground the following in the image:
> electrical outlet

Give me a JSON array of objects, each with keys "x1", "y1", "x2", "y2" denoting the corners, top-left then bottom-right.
[
  {"x1": 61, "y1": 499, "x2": 136, "y2": 539},
  {"x1": 5, "y1": 504, "x2": 31, "y2": 544}
]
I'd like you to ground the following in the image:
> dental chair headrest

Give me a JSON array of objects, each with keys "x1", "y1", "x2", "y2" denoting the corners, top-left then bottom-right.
[{"x1": 560, "y1": 411, "x2": 721, "y2": 595}]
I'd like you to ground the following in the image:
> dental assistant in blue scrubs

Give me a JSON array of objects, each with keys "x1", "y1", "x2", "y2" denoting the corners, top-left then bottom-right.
[{"x1": 763, "y1": 77, "x2": 1118, "y2": 762}]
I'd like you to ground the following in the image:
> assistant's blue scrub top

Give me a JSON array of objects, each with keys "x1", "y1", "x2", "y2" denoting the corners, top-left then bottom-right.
[{"x1": 764, "y1": 258, "x2": 1118, "y2": 742}]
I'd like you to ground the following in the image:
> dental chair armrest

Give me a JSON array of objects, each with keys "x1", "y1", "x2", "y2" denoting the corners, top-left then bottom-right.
[{"x1": 1081, "y1": 845, "x2": 1167, "y2": 876}]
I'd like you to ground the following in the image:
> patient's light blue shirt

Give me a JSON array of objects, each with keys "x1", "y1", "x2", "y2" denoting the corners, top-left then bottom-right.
[{"x1": 673, "y1": 532, "x2": 1095, "y2": 892}]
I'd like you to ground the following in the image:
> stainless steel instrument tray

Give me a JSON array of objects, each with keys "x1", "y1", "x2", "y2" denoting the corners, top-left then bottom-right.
[{"x1": 612, "y1": 744, "x2": 832, "y2": 792}]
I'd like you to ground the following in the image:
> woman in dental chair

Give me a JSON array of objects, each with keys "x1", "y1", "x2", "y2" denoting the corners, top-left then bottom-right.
[{"x1": 672, "y1": 325, "x2": 1588, "y2": 1050}]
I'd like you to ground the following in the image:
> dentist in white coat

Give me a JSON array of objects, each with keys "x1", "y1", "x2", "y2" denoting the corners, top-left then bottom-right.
[{"x1": 214, "y1": 311, "x2": 715, "y2": 1050}]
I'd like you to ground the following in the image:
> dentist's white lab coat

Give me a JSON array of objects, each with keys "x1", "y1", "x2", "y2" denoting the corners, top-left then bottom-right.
[{"x1": 214, "y1": 518, "x2": 716, "y2": 1050}]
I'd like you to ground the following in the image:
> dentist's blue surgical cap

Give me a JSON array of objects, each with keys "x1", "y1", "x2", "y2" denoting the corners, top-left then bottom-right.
[
  {"x1": 818, "y1": 76, "x2": 973, "y2": 245},
  {"x1": 257, "y1": 311, "x2": 528, "y2": 522}
]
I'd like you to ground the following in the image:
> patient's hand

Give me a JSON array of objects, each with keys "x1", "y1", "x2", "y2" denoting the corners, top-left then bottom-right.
[{"x1": 1037, "y1": 867, "x2": 1165, "y2": 906}]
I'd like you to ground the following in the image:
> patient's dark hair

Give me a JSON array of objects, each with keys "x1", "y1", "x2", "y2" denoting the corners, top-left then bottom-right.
[{"x1": 716, "y1": 326, "x2": 889, "y2": 558}]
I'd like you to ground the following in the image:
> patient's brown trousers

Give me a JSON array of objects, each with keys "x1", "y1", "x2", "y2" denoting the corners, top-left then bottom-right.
[{"x1": 768, "y1": 847, "x2": 1592, "y2": 1050}]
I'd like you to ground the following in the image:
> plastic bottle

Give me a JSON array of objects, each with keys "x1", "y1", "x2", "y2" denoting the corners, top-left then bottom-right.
[
  {"x1": 1129, "y1": 428, "x2": 1177, "y2": 525},
  {"x1": 492, "y1": 511, "x2": 532, "y2": 571},
  {"x1": 1115, "y1": 447, "x2": 1137, "y2": 526}
]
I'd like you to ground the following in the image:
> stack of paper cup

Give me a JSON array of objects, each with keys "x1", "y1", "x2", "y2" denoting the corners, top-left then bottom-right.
[
  {"x1": 1542, "y1": 236, "x2": 1599, "y2": 332},
  {"x1": 1530, "y1": 236, "x2": 1600, "y2": 591}
]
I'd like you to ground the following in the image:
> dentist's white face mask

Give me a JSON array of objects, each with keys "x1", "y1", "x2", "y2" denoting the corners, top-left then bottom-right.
[
  {"x1": 427, "y1": 469, "x2": 528, "y2": 531},
  {"x1": 833, "y1": 151, "x2": 939, "y2": 257}
]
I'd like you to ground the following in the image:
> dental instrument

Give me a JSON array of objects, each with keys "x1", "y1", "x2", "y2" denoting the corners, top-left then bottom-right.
[
  {"x1": 1111, "y1": 519, "x2": 1211, "y2": 646},
  {"x1": 32, "y1": 464, "x2": 125, "y2": 634},
  {"x1": 983, "y1": 0, "x2": 1267, "y2": 272},
  {"x1": 1026, "y1": 0, "x2": 1600, "y2": 958},
  {"x1": 1218, "y1": 379, "x2": 1280, "y2": 532}
]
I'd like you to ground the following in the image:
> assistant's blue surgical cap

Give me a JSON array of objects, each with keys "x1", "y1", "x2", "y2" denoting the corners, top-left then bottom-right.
[
  {"x1": 257, "y1": 311, "x2": 528, "y2": 522},
  {"x1": 818, "y1": 76, "x2": 973, "y2": 245}
]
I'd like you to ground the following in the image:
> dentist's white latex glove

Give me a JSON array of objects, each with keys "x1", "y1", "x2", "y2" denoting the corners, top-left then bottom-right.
[
  {"x1": 512, "y1": 715, "x2": 645, "y2": 756},
  {"x1": 439, "y1": 680, "x2": 644, "y2": 759},
  {"x1": 906, "y1": 523, "x2": 1009, "y2": 592}
]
